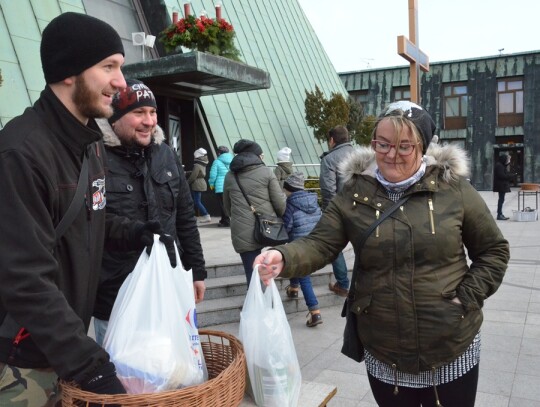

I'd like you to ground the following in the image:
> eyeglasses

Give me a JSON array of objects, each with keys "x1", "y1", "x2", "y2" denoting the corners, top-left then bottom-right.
[{"x1": 371, "y1": 140, "x2": 419, "y2": 156}]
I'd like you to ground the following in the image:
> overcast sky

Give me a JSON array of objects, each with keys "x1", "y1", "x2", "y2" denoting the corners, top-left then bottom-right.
[{"x1": 297, "y1": 0, "x2": 539, "y2": 72}]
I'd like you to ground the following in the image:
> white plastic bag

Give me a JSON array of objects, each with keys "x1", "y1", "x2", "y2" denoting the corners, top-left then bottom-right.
[
  {"x1": 103, "y1": 235, "x2": 207, "y2": 394},
  {"x1": 239, "y1": 266, "x2": 301, "y2": 407}
]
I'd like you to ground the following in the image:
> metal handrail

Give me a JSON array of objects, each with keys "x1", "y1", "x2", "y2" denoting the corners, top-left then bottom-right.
[{"x1": 268, "y1": 163, "x2": 321, "y2": 192}]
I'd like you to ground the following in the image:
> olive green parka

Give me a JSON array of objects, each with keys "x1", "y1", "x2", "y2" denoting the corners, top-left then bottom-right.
[{"x1": 276, "y1": 142, "x2": 509, "y2": 374}]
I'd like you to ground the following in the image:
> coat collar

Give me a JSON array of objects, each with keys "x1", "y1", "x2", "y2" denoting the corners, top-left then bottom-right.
[
  {"x1": 95, "y1": 118, "x2": 165, "y2": 147},
  {"x1": 339, "y1": 140, "x2": 471, "y2": 187},
  {"x1": 35, "y1": 86, "x2": 102, "y2": 156}
]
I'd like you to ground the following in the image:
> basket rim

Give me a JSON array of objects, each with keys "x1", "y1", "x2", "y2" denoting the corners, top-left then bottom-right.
[{"x1": 60, "y1": 329, "x2": 246, "y2": 405}]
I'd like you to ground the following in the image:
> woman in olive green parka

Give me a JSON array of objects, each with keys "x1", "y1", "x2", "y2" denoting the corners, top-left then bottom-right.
[{"x1": 256, "y1": 102, "x2": 509, "y2": 407}]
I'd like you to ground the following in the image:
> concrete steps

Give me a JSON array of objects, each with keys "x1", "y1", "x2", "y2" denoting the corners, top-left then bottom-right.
[{"x1": 197, "y1": 250, "x2": 354, "y2": 328}]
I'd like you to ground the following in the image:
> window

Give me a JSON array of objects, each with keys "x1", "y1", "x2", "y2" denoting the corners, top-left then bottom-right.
[
  {"x1": 497, "y1": 78, "x2": 524, "y2": 127},
  {"x1": 443, "y1": 83, "x2": 468, "y2": 129},
  {"x1": 349, "y1": 90, "x2": 368, "y2": 106},
  {"x1": 393, "y1": 87, "x2": 410, "y2": 101}
]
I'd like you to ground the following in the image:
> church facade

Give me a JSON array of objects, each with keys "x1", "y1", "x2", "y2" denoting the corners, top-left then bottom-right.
[{"x1": 340, "y1": 51, "x2": 540, "y2": 191}]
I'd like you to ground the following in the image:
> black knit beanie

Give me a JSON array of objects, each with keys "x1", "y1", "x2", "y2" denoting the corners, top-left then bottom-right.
[
  {"x1": 381, "y1": 101, "x2": 436, "y2": 154},
  {"x1": 40, "y1": 12, "x2": 124, "y2": 84},
  {"x1": 233, "y1": 139, "x2": 263, "y2": 156},
  {"x1": 109, "y1": 79, "x2": 157, "y2": 123}
]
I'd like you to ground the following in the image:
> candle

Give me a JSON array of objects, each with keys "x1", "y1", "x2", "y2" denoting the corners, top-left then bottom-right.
[
  {"x1": 172, "y1": 11, "x2": 178, "y2": 23},
  {"x1": 216, "y1": 4, "x2": 222, "y2": 20},
  {"x1": 184, "y1": 3, "x2": 190, "y2": 17}
]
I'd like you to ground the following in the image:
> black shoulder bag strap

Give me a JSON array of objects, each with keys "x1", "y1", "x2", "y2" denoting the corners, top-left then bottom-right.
[
  {"x1": 346, "y1": 194, "x2": 410, "y2": 304},
  {"x1": 234, "y1": 173, "x2": 256, "y2": 214},
  {"x1": 55, "y1": 153, "x2": 89, "y2": 240}
]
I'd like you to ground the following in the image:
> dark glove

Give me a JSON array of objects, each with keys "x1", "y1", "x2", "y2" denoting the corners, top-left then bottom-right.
[
  {"x1": 132, "y1": 221, "x2": 177, "y2": 268},
  {"x1": 132, "y1": 220, "x2": 162, "y2": 250},
  {"x1": 80, "y1": 361, "x2": 126, "y2": 395},
  {"x1": 156, "y1": 233, "x2": 177, "y2": 268}
]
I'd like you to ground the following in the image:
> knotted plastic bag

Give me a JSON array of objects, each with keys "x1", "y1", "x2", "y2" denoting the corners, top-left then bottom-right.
[
  {"x1": 104, "y1": 235, "x2": 207, "y2": 394},
  {"x1": 239, "y1": 265, "x2": 301, "y2": 406}
]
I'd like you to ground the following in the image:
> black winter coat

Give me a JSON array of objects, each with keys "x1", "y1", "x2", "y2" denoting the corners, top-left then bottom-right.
[
  {"x1": 94, "y1": 120, "x2": 206, "y2": 320},
  {"x1": 0, "y1": 87, "x2": 134, "y2": 383},
  {"x1": 493, "y1": 155, "x2": 514, "y2": 193}
]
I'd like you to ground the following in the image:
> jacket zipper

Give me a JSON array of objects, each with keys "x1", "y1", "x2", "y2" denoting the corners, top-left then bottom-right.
[
  {"x1": 428, "y1": 198, "x2": 435, "y2": 234},
  {"x1": 375, "y1": 209, "x2": 380, "y2": 237}
]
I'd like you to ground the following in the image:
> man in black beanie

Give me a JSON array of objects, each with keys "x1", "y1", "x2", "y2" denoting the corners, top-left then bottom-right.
[{"x1": 0, "y1": 12, "x2": 171, "y2": 405}]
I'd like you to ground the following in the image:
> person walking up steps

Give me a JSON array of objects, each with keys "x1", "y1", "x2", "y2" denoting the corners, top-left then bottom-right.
[
  {"x1": 208, "y1": 145, "x2": 233, "y2": 227},
  {"x1": 282, "y1": 172, "x2": 323, "y2": 327},
  {"x1": 189, "y1": 148, "x2": 211, "y2": 224}
]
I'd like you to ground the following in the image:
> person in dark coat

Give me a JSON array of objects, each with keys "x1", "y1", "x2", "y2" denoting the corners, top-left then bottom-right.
[
  {"x1": 93, "y1": 79, "x2": 207, "y2": 345},
  {"x1": 493, "y1": 153, "x2": 515, "y2": 220},
  {"x1": 0, "y1": 12, "x2": 173, "y2": 404},
  {"x1": 320, "y1": 125, "x2": 354, "y2": 297}
]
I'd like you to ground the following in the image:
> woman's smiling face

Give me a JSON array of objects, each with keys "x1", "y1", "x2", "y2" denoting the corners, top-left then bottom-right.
[{"x1": 374, "y1": 117, "x2": 423, "y2": 183}]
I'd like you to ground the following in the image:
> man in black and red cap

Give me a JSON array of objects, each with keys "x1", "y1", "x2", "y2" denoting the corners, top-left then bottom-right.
[
  {"x1": 93, "y1": 79, "x2": 207, "y2": 345},
  {"x1": 0, "y1": 12, "x2": 172, "y2": 404}
]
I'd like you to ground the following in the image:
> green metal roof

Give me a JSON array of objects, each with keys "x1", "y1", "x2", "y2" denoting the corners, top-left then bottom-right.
[{"x1": 0, "y1": 0, "x2": 348, "y2": 171}]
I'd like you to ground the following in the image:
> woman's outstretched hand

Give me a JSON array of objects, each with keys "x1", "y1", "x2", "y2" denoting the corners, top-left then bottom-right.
[{"x1": 254, "y1": 250, "x2": 285, "y2": 286}]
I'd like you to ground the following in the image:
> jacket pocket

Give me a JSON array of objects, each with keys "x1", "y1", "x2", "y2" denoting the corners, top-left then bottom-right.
[
  {"x1": 350, "y1": 294, "x2": 372, "y2": 316},
  {"x1": 105, "y1": 177, "x2": 137, "y2": 217},
  {"x1": 152, "y1": 168, "x2": 179, "y2": 212}
]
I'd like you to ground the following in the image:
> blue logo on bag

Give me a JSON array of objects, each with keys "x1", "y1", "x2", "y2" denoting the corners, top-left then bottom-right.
[{"x1": 185, "y1": 307, "x2": 198, "y2": 329}]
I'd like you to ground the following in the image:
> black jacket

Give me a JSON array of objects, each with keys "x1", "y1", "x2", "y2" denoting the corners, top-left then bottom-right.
[
  {"x1": 93, "y1": 120, "x2": 207, "y2": 320},
  {"x1": 493, "y1": 155, "x2": 514, "y2": 193},
  {"x1": 0, "y1": 87, "x2": 133, "y2": 383}
]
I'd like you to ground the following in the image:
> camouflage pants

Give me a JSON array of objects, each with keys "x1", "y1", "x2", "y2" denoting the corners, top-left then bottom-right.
[{"x1": 0, "y1": 362, "x2": 60, "y2": 407}]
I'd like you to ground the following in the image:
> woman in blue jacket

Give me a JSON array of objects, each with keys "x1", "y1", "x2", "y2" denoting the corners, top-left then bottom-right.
[{"x1": 209, "y1": 146, "x2": 233, "y2": 226}]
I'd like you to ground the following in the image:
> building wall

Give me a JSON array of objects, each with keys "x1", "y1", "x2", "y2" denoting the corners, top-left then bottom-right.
[
  {"x1": 340, "y1": 52, "x2": 540, "y2": 190},
  {"x1": 0, "y1": 0, "x2": 347, "y2": 173}
]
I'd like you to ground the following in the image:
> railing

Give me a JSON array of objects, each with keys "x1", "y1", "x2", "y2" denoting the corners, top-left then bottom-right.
[{"x1": 268, "y1": 163, "x2": 321, "y2": 193}]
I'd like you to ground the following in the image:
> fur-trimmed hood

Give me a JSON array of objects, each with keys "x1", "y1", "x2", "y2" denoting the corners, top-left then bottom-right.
[
  {"x1": 95, "y1": 118, "x2": 165, "y2": 147},
  {"x1": 339, "y1": 139, "x2": 471, "y2": 186}
]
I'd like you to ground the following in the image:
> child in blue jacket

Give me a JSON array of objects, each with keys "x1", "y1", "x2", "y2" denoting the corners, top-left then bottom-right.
[{"x1": 282, "y1": 172, "x2": 322, "y2": 327}]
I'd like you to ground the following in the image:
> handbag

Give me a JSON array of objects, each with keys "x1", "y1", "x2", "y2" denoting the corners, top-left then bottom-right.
[
  {"x1": 341, "y1": 195, "x2": 410, "y2": 362},
  {"x1": 234, "y1": 173, "x2": 289, "y2": 246}
]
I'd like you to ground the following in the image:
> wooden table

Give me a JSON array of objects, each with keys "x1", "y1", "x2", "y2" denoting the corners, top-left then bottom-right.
[{"x1": 517, "y1": 184, "x2": 540, "y2": 211}]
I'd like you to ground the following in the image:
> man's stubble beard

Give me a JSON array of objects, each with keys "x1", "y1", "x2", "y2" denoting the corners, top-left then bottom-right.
[{"x1": 73, "y1": 75, "x2": 113, "y2": 119}]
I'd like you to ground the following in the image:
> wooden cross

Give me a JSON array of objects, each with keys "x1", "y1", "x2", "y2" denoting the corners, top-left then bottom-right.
[{"x1": 397, "y1": 0, "x2": 429, "y2": 103}]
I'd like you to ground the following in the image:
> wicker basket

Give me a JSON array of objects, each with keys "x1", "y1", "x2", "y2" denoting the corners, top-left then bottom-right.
[{"x1": 60, "y1": 329, "x2": 246, "y2": 406}]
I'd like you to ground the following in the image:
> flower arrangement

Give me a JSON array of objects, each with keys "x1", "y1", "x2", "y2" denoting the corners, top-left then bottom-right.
[{"x1": 159, "y1": 14, "x2": 241, "y2": 61}]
